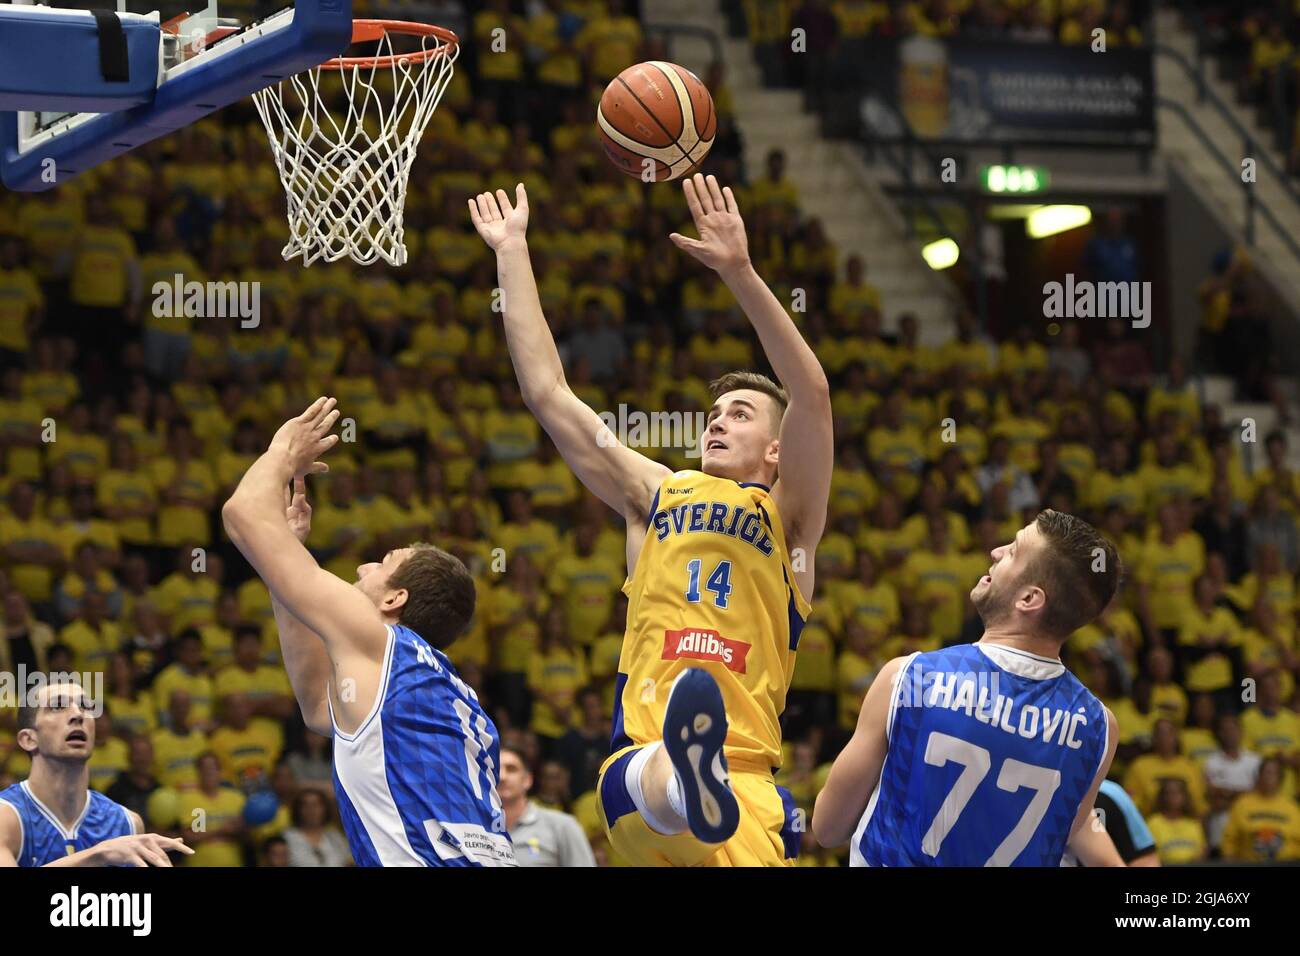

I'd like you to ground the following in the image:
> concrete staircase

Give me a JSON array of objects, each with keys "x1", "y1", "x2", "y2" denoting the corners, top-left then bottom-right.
[
  {"x1": 1155, "y1": 9, "x2": 1300, "y2": 467},
  {"x1": 1199, "y1": 375, "x2": 1300, "y2": 471},
  {"x1": 1155, "y1": 8, "x2": 1300, "y2": 317},
  {"x1": 641, "y1": 0, "x2": 959, "y2": 345}
]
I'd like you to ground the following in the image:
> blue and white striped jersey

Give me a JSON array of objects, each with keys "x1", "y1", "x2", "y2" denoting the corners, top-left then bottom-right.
[
  {"x1": 331, "y1": 624, "x2": 515, "y2": 867},
  {"x1": 0, "y1": 781, "x2": 135, "y2": 867},
  {"x1": 853, "y1": 642, "x2": 1108, "y2": 867}
]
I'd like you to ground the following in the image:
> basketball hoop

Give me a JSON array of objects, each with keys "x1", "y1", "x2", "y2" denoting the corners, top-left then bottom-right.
[{"x1": 252, "y1": 20, "x2": 458, "y2": 267}]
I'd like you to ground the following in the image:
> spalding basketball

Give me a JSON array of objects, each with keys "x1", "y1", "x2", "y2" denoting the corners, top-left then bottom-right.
[{"x1": 597, "y1": 61, "x2": 716, "y2": 182}]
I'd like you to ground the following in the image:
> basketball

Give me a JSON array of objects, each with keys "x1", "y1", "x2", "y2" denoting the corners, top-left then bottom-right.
[{"x1": 596, "y1": 60, "x2": 716, "y2": 182}]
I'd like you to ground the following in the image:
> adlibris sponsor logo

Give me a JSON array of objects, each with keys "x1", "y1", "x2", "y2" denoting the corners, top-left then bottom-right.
[{"x1": 662, "y1": 627, "x2": 751, "y2": 673}]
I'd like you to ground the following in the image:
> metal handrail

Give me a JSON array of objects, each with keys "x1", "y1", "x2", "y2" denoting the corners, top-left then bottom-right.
[
  {"x1": 1154, "y1": 42, "x2": 1300, "y2": 212},
  {"x1": 861, "y1": 113, "x2": 982, "y2": 325},
  {"x1": 1156, "y1": 94, "x2": 1300, "y2": 265},
  {"x1": 643, "y1": 23, "x2": 724, "y2": 65},
  {"x1": 869, "y1": 135, "x2": 965, "y2": 247}
]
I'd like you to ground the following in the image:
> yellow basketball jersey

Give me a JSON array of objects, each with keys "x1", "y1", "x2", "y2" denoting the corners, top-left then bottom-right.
[{"x1": 614, "y1": 470, "x2": 811, "y2": 772}]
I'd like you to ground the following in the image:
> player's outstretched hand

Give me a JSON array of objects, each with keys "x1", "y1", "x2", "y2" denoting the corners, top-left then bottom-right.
[
  {"x1": 669, "y1": 173, "x2": 751, "y2": 276},
  {"x1": 285, "y1": 475, "x2": 312, "y2": 544},
  {"x1": 270, "y1": 397, "x2": 341, "y2": 479},
  {"x1": 96, "y1": 833, "x2": 194, "y2": 867},
  {"x1": 468, "y1": 183, "x2": 529, "y2": 250}
]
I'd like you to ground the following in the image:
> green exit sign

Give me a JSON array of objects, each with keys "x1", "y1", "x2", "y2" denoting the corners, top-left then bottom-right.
[{"x1": 981, "y1": 165, "x2": 1049, "y2": 194}]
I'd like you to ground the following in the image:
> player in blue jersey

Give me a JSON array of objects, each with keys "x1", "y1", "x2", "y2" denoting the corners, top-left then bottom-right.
[
  {"x1": 0, "y1": 680, "x2": 193, "y2": 866},
  {"x1": 813, "y1": 510, "x2": 1123, "y2": 866},
  {"x1": 223, "y1": 398, "x2": 515, "y2": 866}
]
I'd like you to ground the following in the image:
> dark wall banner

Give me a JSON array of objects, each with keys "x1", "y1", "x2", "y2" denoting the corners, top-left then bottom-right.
[{"x1": 825, "y1": 38, "x2": 1154, "y2": 145}]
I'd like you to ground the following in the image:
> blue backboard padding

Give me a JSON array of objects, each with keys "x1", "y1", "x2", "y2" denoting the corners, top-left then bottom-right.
[
  {"x1": 0, "y1": 11, "x2": 160, "y2": 113},
  {"x1": 1, "y1": 0, "x2": 352, "y2": 191}
]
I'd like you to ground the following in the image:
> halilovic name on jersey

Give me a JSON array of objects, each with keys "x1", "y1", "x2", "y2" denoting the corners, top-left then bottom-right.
[
  {"x1": 330, "y1": 624, "x2": 515, "y2": 867},
  {"x1": 0, "y1": 781, "x2": 135, "y2": 867},
  {"x1": 853, "y1": 642, "x2": 1108, "y2": 867}
]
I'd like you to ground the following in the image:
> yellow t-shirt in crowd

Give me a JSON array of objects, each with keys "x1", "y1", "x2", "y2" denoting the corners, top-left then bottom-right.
[
  {"x1": 178, "y1": 786, "x2": 247, "y2": 867},
  {"x1": 837, "y1": 650, "x2": 875, "y2": 731},
  {"x1": 152, "y1": 666, "x2": 215, "y2": 728},
  {"x1": 140, "y1": 250, "x2": 203, "y2": 336},
  {"x1": 1222, "y1": 793, "x2": 1300, "y2": 862},
  {"x1": 1147, "y1": 814, "x2": 1206, "y2": 865},
  {"x1": 833, "y1": 580, "x2": 900, "y2": 637},
  {"x1": 577, "y1": 14, "x2": 643, "y2": 82},
  {"x1": 487, "y1": 586, "x2": 548, "y2": 674},
  {"x1": 1124, "y1": 753, "x2": 1208, "y2": 817},
  {"x1": 150, "y1": 727, "x2": 207, "y2": 791},
  {"x1": 106, "y1": 693, "x2": 157, "y2": 740},
  {"x1": 87, "y1": 737, "x2": 129, "y2": 793},
  {"x1": 1176, "y1": 607, "x2": 1243, "y2": 693},
  {"x1": 210, "y1": 722, "x2": 283, "y2": 783},
  {"x1": 151, "y1": 572, "x2": 220, "y2": 632},
  {"x1": 527, "y1": 646, "x2": 588, "y2": 740},
  {"x1": 1138, "y1": 534, "x2": 1205, "y2": 630},
  {"x1": 0, "y1": 511, "x2": 64, "y2": 602},
  {"x1": 789, "y1": 622, "x2": 835, "y2": 694},
  {"x1": 1150, "y1": 682, "x2": 1189, "y2": 726},
  {"x1": 1241, "y1": 707, "x2": 1300, "y2": 759},
  {"x1": 545, "y1": 553, "x2": 622, "y2": 647},
  {"x1": 69, "y1": 224, "x2": 136, "y2": 308},
  {"x1": 0, "y1": 267, "x2": 43, "y2": 352},
  {"x1": 57, "y1": 620, "x2": 121, "y2": 675}
]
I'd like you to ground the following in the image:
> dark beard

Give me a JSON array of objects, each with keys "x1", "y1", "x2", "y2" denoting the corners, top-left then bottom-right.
[{"x1": 972, "y1": 580, "x2": 1011, "y2": 626}]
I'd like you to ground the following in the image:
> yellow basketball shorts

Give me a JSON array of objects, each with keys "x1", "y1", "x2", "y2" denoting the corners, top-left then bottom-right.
[{"x1": 595, "y1": 744, "x2": 800, "y2": 867}]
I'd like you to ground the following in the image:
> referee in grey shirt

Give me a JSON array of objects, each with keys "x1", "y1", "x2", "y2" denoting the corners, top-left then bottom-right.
[{"x1": 500, "y1": 747, "x2": 596, "y2": 867}]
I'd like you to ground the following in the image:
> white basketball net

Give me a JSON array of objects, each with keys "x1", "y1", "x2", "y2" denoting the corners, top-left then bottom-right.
[{"x1": 252, "y1": 27, "x2": 458, "y2": 267}]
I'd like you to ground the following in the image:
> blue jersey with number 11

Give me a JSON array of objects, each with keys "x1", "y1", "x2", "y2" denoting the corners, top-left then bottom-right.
[
  {"x1": 331, "y1": 624, "x2": 515, "y2": 867},
  {"x1": 853, "y1": 643, "x2": 1107, "y2": 867}
]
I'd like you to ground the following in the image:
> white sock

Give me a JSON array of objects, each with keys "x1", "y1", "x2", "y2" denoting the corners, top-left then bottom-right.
[
  {"x1": 625, "y1": 742, "x2": 688, "y2": 836},
  {"x1": 666, "y1": 771, "x2": 686, "y2": 822}
]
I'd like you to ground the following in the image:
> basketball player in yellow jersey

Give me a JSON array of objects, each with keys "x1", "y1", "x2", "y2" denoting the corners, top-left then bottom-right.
[{"x1": 470, "y1": 173, "x2": 833, "y2": 866}]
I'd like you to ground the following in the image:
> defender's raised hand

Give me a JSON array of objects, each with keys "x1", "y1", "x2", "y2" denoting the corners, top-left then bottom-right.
[
  {"x1": 469, "y1": 183, "x2": 530, "y2": 250},
  {"x1": 669, "y1": 173, "x2": 751, "y2": 277},
  {"x1": 269, "y1": 397, "x2": 340, "y2": 479},
  {"x1": 285, "y1": 476, "x2": 312, "y2": 544}
]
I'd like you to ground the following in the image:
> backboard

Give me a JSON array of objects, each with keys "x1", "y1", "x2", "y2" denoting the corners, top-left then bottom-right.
[{"x1": 0, "y1": 0, "x2": 352, "y2": 191}]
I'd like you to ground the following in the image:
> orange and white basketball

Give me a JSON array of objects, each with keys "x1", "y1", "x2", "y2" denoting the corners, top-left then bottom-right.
[{"x1": 596, "y1": 61, "x2": 716, "y2": 182}]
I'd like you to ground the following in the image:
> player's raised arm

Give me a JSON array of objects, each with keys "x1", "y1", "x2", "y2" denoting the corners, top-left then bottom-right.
[
  {"x1": 222, "y1": 399, "x2": 388, "y2": 668},
  {"x1": 268, "y1": 476, "x2": 333, "y2": 736},
  {"x1": 812, "y1": 655, "x2": 907, "y2": 848},
  {"x1": 469, "y1": 184, "x2": 669, "y2": 519},
  {"x1": 670, "y1": 174, "x2": 833, "y2": 549}
]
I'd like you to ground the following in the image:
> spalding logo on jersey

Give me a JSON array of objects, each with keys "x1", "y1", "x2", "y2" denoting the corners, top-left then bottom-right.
[{"x1": 662, "y1": 627, "x2": 751, "y2": 673}]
